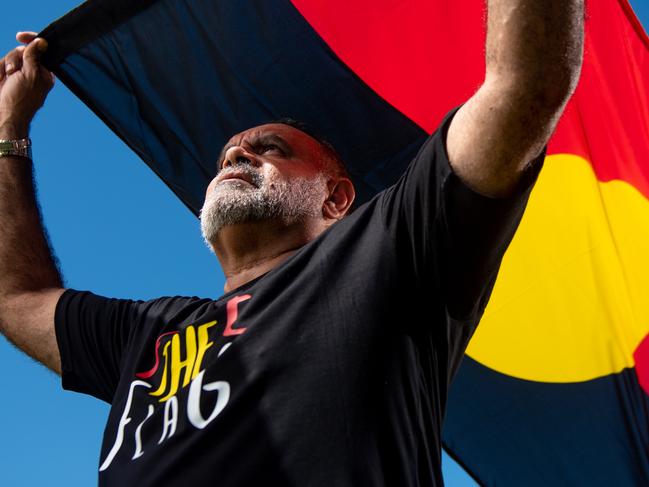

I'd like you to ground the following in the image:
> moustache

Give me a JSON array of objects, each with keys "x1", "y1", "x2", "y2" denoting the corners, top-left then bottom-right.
[{"x1": 217, "y1": 164, "x2": 264, "y2": 188}]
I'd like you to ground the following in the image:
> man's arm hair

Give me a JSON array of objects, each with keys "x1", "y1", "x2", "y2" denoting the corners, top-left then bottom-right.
[
  {"x1": 447, "y1": 0, "x2": 584, "y2": 197},
  {"x1": 0, "y1": 34, "x2": 64, "y2": 374}
]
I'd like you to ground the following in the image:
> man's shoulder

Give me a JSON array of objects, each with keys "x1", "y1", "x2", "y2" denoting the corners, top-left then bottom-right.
[{"x1": 59, "y1": 289, "x2": 218, "y2": 321}]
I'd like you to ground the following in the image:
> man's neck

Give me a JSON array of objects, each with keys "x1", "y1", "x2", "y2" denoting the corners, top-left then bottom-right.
[{"x1": 212, "y1": 219, "x2": 327, "y2": 293}]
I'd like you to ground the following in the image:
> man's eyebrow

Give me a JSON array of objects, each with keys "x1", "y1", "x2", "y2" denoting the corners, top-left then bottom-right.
[{"x1": 254, "y1": 133, "x2": 291, "y2": 152}]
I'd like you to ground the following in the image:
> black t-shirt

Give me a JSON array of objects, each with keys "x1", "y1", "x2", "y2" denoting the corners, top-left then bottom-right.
[{"x1": 55, "y1": 110, "x2": 542, "y2": 486}]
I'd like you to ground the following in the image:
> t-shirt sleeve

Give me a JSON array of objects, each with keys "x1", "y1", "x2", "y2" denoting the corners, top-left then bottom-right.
[
  {"x1": 379, "y1": 107, "x2": 544, "y2": 323},
  {"x1": 55, "y1": 289, "x2": 172, "y2": 403}
]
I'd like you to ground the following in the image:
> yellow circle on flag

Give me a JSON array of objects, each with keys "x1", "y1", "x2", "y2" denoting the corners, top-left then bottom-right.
[{"x1": 467, "y1": 154, "x2": 649, "y2": 383}]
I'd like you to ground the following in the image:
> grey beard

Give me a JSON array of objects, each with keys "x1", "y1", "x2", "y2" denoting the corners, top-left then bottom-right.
[{"x1": 200, "y1": 166, "x2": 325, "y2": 248}]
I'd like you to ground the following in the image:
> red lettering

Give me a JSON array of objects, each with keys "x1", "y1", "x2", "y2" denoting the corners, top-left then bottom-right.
[{"x1": 223, "y1": 295, "x2": 251, "y2": 336}]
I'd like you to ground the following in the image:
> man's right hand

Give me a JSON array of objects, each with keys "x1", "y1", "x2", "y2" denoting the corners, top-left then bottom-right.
[{"x1": 0, "y1": 32, "x2": 55, "y2": 139}]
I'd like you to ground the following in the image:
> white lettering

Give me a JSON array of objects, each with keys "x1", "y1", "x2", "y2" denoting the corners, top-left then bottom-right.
[
  {"x1": 158, "y1": 396, "x2": 179, "y2": 444},
  {"x1": 187, "y1": 371, "x2": 230, "y2": 429},
  {"x1": 218, "y1": 342, "x2": 232, "y2": 357},
  {"x1": 99, "y1": 380, "x2": 151, "y2": 472},
  {"x1": 133, "y1": 405, "x2": 155, "y2": 460}
]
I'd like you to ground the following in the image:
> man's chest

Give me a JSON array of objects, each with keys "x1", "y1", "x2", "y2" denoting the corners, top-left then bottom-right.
[{"x1": 99, "y1": 279, "x2": 400, "y2": 476}]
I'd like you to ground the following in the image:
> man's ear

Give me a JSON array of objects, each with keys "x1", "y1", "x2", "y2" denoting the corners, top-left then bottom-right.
[{"x1": 322, "y1": 178, "x2": 355, "y2": 220}]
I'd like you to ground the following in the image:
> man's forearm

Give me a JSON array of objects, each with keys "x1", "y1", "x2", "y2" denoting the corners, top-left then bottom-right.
[
  {"x1": 0, "y1": 34, "x2": 62, "y2": 298},
  {"x1": 0, "y1": 132, "x2": 62, "y2": 298},
  {"x1": 0, "y1": 130, "x2": 64, "y2": 372},
  {"x1": 486, "y1": 0, "x2": 584, "y2": 92},
  {"x1": 447, "y1": 0, "x2": 584, "y2": 197},
  {"x1": 484, "y1": 0, "x2": 585, "y2": 159}
]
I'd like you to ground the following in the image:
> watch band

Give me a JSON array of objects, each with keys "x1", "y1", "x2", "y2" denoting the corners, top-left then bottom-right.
[{"x1": 0, "y1": 138, "x2": 32, "y2": 160}]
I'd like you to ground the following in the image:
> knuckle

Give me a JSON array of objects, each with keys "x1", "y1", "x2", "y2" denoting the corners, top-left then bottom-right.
[
  {"x1": 10, "y1": 46, "x2": 24, "y2": 58},
  {"x1": 6, "y1": 54, "x2": 20, "y2": 66}
]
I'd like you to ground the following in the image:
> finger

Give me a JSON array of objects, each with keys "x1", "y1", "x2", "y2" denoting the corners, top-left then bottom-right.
[
  {"x1": 16, "y1": 31, "x2": 38, "y2": 44},
  {"x1": 40, "y1": 67, "x2": 56, "y2": 90},
  {"x1": 23, "y1": 38, "x2": 47, "y2": 74},
  {"x1": 4, "y1": 46, "x2": 26, "y2": 75}
]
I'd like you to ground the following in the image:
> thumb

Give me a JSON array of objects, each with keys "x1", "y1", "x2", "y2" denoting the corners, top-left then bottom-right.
[{"x1": 23, "y1": 38, "x2": 47, "y2": 72}]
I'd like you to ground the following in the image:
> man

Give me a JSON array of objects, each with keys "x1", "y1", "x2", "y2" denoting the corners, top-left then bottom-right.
[{"x1": 0, "y1": 0, "x2": 584, "y2": 485}]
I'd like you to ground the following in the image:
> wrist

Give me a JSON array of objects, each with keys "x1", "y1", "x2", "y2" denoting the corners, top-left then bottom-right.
[{"x1": 0, "y1": 121, "x2": 30, "y2": 140}]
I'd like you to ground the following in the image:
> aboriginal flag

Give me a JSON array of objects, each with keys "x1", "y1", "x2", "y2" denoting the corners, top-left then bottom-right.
[{"x1": 39, "y1": 0, "x2": 649, "y2": 484}]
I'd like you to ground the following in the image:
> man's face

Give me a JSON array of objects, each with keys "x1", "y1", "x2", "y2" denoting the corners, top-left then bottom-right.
[{"x1": 200, "y1": 123, "x2": 330, "y2": 245}]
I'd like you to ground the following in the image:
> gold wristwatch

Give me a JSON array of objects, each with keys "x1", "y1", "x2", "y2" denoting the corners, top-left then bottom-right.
[{"x1": 0, "y1": 138, "x2": 32, "y2": 160}]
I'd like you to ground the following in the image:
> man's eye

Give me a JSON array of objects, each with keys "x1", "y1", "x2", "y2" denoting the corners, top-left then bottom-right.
[{"x1": 261, "y1": 144, "x2": 280, "y2": 154}]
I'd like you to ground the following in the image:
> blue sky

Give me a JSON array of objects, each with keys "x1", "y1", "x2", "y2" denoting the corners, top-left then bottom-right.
[{"x1": 1, "y1": 1, "x2": 647, "y2": 485}]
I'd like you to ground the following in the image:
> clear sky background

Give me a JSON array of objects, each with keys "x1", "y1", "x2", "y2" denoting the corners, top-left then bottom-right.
[{"x1": 1, "y1": 2, "x2": 647, "y2": 485}]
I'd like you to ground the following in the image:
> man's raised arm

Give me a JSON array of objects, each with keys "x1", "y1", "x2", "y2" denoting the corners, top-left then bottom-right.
[
  {"x1": 0, "y1": 33, "x2": 64, "y2": 374},
  {"x1": 447, "y1": 0, "x2": 584, "y2": 197}
]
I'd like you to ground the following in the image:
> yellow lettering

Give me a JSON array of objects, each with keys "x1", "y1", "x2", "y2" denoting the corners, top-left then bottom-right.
[
  {"x1": 160, "y1": 326, "x2": 198, "y2": 402},
  {"x1": 192, "y1": 321, "x2": 217, "y2": 380},
  {"x1": 147, "y1": 321, "x2": 218, "y2": 402}
]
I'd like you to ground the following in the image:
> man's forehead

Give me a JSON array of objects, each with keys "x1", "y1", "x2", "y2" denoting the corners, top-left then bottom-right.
[{"x1": 225, "y1": 123, "x2": 318, "y2": 147}]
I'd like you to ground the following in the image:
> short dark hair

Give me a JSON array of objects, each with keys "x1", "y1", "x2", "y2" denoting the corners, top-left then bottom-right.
[{"x1": 270, "y1": 118, "x2": 350, "y2": 180}]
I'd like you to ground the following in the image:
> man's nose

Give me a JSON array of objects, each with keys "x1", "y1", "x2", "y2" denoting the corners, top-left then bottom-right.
[{"x1": 222, "y1": 146, "x2": 258, "y2": 169}]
